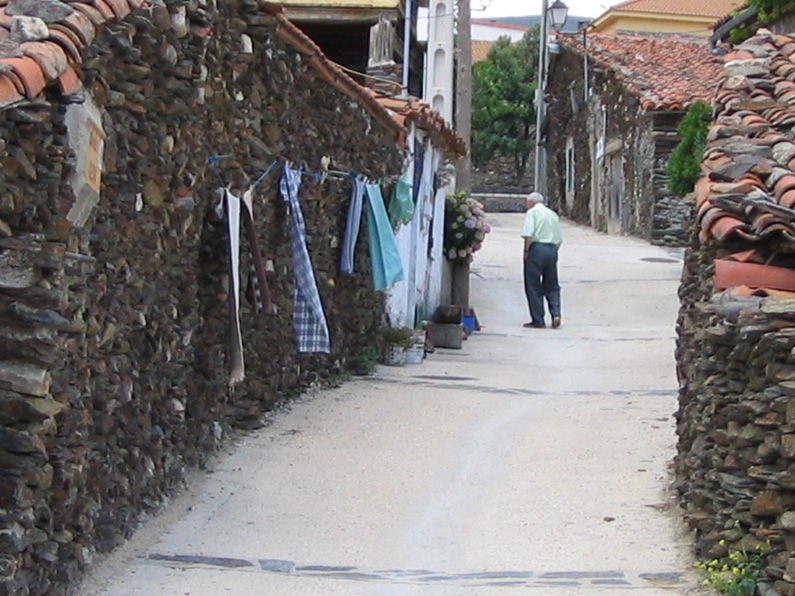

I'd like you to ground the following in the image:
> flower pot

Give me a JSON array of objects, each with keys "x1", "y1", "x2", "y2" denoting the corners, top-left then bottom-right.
[{"x1": 384, "y1": 345, "x2": 407, "y2": 366}]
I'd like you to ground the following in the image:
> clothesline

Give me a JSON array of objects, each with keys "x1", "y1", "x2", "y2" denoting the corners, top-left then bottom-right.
[{"x1": 206, "y1": 153, "x2": 402, "y2": 193}]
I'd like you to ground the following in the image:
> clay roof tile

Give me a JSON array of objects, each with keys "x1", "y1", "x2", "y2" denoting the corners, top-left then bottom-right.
[
  {"x1": 47, "y1": 27, "x2": 82, "y2": 62},
  {"x1": 19, "y1": 40, "x2": 68, "y2": 79},
  {"x1": 0, "y1": 56, "x2": 46, "y2": 97},
  {"x1": 102, "y1": 0, "x2": 131, "y2": 19},
  {"x1": 0, "y1": 72, "x2": 24, "y2": 107},
  {"x1": 559, "y1": 32, "x2": 723, "y2": 111}
]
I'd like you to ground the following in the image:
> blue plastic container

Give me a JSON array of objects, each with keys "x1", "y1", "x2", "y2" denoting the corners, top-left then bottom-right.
[{"x1": 462, "y1": 315, "x2": 475, "y2": 336}]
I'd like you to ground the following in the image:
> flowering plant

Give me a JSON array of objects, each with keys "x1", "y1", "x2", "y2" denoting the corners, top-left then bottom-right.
[{"x1": 443, "y1": 192, "x2": 491, "y2": 264}]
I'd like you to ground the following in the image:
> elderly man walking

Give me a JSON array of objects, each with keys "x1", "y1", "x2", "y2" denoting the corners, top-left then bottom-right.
[{"x1": 521, "y1": 192, "x2": 562, "y2": 329}]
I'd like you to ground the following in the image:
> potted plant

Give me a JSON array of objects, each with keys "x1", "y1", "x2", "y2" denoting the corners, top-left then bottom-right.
[{"x1": 382, "y1": 326, "x2": 414, "y2": 366}]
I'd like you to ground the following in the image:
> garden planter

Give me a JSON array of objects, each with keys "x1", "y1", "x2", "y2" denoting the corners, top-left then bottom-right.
[{"x1": 384, "y1": 345, "x2": 407, "y2": 366}]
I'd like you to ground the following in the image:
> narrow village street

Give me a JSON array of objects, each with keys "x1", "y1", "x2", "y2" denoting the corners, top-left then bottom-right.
[{"x1": 77, "y1": 213, "x2": 711, "y2": 596}]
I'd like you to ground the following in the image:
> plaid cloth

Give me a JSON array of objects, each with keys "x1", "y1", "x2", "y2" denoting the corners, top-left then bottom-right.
[{"x1": 279, "y1": 166, "x2": 331, "y2": 354}]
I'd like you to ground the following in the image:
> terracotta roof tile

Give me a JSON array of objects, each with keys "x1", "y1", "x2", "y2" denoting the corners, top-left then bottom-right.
[
  {"x1": 373, "y1": 93, "x2": 467, "y2": 156},
  {"x1": 609, "y1": 0, "x2": 745, "y2": 19},
  {"x1": 559, "y1": 33, "x2": 723, "y2": 111},
  {"x1": 57, "y1": 64, "x2": 80, "y2": 94},
  {"x1": 102, "y1": 0, "x2": 131, "y2": 20},
  {"x1": 698, "y1": 28, "x2": 795, "y2": 263},
  {"x1": 19, "y1": 40, "x2": 68, "y2": 80},
  {"x1": 60, "y1": 10, "x2": 98, "y2": 45},
  {"x1": 70, "y1": 2, "x2": 108, "y2": 27},
  {"x1": 0, "y1": 73, "x2": 24, "y2": 107},
  {"x1": 0, "y1": 56, "x2": 47, "y2": 96},
  {"x1": 471, "y1": 40, "x2": 493, "y2": 63},
  {"x1": 91, "y1": 0, "x2": 118, "y2": 21},
  {"x1": 471, "y1": 19, "x2": 527, "y2": 31},
  {"x1": 47, "y1": 28, "x2": 82, "y2": 63}
]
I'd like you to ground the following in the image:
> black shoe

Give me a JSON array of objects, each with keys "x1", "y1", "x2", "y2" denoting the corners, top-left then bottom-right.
[{"x1": 523, "y1": 322, "x2": 545, "y2": 328}]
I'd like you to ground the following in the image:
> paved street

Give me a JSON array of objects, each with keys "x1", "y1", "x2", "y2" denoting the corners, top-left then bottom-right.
[{"x1": 78, "y1": 213, "x2": 711, "y2": 595}]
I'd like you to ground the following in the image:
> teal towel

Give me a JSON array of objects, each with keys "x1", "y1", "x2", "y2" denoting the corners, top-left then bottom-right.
[{"x1": 365, "y1": 183, "x2": 405, "y2": 290}]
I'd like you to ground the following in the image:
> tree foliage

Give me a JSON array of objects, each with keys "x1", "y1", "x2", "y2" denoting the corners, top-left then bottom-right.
[
  {"x1": 472, "y1": 28, "x2": 540, "y2": 184},
  {"x1": 728, "y1": 0, "x2": 795, "y2": 43},
  {"x1": 666, "y1": 100, "x2": 711, "y2": 196}
]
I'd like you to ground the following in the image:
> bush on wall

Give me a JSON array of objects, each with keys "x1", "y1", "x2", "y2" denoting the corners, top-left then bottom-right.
[{"x1": 666, "y1": 100, "x2": 712, "y2": 196}]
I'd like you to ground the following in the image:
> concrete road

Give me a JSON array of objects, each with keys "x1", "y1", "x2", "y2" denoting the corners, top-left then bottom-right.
[{"x1": 78, "y1": 214, "x2": 712, "y2": 596}]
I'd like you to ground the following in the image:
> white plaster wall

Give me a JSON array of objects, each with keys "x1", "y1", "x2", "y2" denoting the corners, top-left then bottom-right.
[
  {"x1": 386, "y1": 129, "x2": 453, "y2": 327},
  {"x1": 65, "y1": 94, "x2": 104, "y2": 228},
  {"x1": 471, "y1": 22, "x2": 526, "y2": 42}
]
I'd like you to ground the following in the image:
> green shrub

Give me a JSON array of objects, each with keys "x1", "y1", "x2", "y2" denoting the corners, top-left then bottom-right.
[{"x1": 667, "y1": 100, "x2": 712, "y2": 196}]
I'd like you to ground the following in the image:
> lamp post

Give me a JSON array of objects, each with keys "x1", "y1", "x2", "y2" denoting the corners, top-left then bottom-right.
[{"x1": 533, "y1": 0, "x2": 568, "y2": 194}]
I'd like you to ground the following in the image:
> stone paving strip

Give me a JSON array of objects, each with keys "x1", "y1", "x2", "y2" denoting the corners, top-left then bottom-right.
[
  {"x1": 371, "y1": 375, "x2": 677, "y2": 399},
  {"x1": 147, "y1": 553, "x2": 686, "y2": 589}
]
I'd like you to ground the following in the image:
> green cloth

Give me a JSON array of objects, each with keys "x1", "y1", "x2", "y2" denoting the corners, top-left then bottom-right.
[
  {"x1": 388, "y1": 177, "x2": 414, "y2": 227},
  {"x1": 521, "y1": 203, "x2": 562, "y2": 246}
]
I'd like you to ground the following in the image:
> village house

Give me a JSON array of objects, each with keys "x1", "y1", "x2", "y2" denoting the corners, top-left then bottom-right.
[
  {"x1": 589, "y1": 0, "x2": 746, "y2": 36},
  {"x1": 0, "y1": 0, "x2": 463, "y2": 593},
  {"x1": 543, "y1": 32, "x2": 723, "y2": 245}
]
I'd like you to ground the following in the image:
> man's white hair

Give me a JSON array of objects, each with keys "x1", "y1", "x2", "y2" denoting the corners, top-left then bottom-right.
[{"x1": 527, "y1": 192, "x2": 546, "y2": 204}]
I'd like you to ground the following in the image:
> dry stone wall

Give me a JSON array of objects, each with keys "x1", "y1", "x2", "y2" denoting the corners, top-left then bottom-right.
[
  {"x1": 676, "y1": 235, "x2": 795, "y2": 595},
  {"x1": 0, "y1": 3, "x2": 403, "y2": 595}
]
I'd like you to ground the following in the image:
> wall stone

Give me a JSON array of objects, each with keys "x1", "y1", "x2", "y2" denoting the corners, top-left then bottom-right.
[
  {"x1": 676, "y1": 231, "x2": 795, "y2": 594},
  {"x1": 0, "y1": 3, "x2": 403, "y2": 595}
]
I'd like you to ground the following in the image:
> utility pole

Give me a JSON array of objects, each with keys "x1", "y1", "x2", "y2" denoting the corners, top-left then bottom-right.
[
  {"x1": 455, "y1": 0, "x2": 471, "y2": 194},
  {"x1": 452, "y1": 0, "x2": 472, "y2": 312},
  {"x1": 533, "y1": 0, "x2": 549, "y2": 195}
]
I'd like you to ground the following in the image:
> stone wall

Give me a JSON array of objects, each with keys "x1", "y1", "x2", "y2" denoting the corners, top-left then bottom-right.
[
  {"x1": 546, "y1": 44, "x2": 690, "y2": 245},
  {"x1": 676, "y1": 236, "x2": 795, "y2": 595},
  {"x1": 0, "y1": 4, "x2": 402, "y2": 595},
  {"x1": 471, "y1": 151, "x2": 534, "y2": 195}
]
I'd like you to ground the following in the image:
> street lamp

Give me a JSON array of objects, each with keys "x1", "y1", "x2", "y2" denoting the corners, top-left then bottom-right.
[
  {"x1": 533, "y1": 0, "x2": 568, "y2": 195},
  {"x1": 549, "y1": 0, "x2": 569, "y2": 29}
]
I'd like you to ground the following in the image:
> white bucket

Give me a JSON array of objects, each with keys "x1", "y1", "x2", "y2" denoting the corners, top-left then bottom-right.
[{"x1": 405, "y1": 348, "x2": 424, "y2": 364}]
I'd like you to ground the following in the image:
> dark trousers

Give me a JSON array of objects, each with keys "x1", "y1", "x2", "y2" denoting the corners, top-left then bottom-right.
[{"x1": 524, "y1": 243, "x2": 561, "y2": 326}]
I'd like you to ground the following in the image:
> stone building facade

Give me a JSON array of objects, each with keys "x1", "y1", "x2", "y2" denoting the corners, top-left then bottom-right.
[
  {"x1": 545, "y1": 33, "x2": 722, "y2": 245},
  {"x1": 0, "y1": 1, "x2": 409, "y2": 594}
]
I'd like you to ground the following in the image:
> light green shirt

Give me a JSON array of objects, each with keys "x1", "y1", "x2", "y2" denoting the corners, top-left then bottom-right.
[{"x1": 521, "y1": 203, "x2": 562, "y2": 246}]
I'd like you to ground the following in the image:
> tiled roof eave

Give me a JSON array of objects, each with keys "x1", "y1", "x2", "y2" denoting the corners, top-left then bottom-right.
[{"x1": 262, "y1": 6, "x2": 406, "y2": 144}]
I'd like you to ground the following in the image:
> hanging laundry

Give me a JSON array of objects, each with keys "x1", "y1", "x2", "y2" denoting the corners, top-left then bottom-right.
[
  {"x1": 279, "y1": 166, "x2": 331, "y2": 354},
  {"x1": 412, "y1": 142, "x2": 425, "y2": 202},
  {"x1": 241, "y1": 189, "x2": 273, "y2": 314},
  {"x1": 388, "y1": 177, "x2": 415, "y2": 228},
  {"x1": 223, "y1": 188, "x2": 245, "y2": 384},
  {"x1": 365, "y1": 182, "x2": 405, "y2": 291},
  {"x1": 341, "y1": 177, "x2": 365, "y2": 275}
]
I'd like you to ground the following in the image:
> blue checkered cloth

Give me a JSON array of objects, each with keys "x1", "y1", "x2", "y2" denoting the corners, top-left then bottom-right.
[{"x1": 279, "y1": 166, "x2": 331, "y2": 354}]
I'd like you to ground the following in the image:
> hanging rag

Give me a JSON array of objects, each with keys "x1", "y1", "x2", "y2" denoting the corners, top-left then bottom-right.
[
  {"x1": 223, "y1": 188, "x2": 245, "y2": 384},
  {"x1": 340, "y1": 177, "x2": 365, "y2": 274},
  {"x1": 279, "y1": 166, "x2": 331, "y2": 354},
  {"x1": 365, "y1": 182, "x2": 405, "y2": 291},
  {"x1": 241, "y1": 189, "x2": 273, "y2": 314},
  {"x1": 388, "y1": 177, "x2": 415, "y2": 228},
  {"x1": 412, "y1": 142, "x2": 425, "y2": 202}
]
